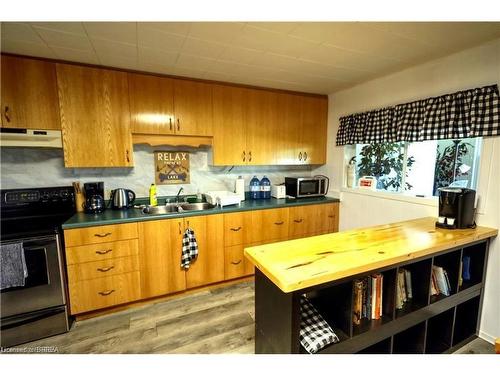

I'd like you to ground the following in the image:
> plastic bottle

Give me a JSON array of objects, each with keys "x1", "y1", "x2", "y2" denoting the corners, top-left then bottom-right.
[
  {"x1": 249, "y1": 176, "x2": 261, "y2": 200},
  {"x1": 260, "y1": 175, "x2": 271, "y2": 199},
  {"x1": 149, "y1": 183, "x2": 158, "y2": 206}
]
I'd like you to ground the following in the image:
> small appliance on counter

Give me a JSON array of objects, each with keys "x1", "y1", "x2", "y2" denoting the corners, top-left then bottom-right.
[
  {"x1": 83, "y1": 181, "x2": 105, "y2": 214},
  {"x1": 205, "y1": 191, "x2": 241, "y2": 208},
  {"x1": 436, "y1": 187, "x2": 476, "y2": 229},
  {"x1": 110, "y1": 188, "x2": 136, "y2": 210},
  {"x1": 285, "y1": 175, "x2": 329, "y2": 198},
  {"x1": 271, "y1": 184, "x2": 287, "y2": 199}
]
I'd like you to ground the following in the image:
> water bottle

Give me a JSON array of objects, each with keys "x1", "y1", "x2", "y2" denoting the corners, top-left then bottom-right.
[
  {"x1": 260, "y1": 175, "x2": 271, "y2": 199},
  {"x1": 249, "y1": 176, "x2": 261, "y2": 200}
]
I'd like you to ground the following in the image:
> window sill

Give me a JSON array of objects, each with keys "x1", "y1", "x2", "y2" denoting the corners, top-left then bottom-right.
[{"x1": 340, "y1": 187, "x2": 438, "y2": 207}]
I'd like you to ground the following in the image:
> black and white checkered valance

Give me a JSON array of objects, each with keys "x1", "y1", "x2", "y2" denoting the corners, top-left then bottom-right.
[{"x1": 336, "y1": 84, "x2": 500, "y2": 145}]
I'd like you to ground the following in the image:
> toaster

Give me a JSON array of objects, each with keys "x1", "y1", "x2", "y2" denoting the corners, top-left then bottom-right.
[{"x1": 271, "y1": 184, "x2": 287, "y2": 199}]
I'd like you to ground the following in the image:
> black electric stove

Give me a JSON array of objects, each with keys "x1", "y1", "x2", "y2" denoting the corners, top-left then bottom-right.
[{"x1": 0, "y1": 186, "x2": 76, "y2": 347}]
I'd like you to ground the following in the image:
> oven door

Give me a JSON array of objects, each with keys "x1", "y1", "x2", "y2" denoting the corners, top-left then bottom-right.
[
  {"x1": 298, "y1": 179, "x2": 321, "y2": 197},
  {"x1": 1, "y1": 234, "x2": 66, "y2": 318}
]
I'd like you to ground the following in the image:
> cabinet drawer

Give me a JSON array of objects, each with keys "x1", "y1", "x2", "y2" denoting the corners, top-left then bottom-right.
[
  {"x1": 65, "y1": 239, "x2": 139, "y2": 265},
  {"x1": 224, "y1": 245, "x2": 254, "y2": 280},
  {"x1": 260, "y1": 208, "x2": 289, "y2": 242},
  {"x1": 224, "y1": 212, "x2": 247, "y2": 246},
  {"x1": 67, "y1": 255, "x2": 139, "y2": 283},
  {"x1": 68, "y1": 271, "x2": 141, "y2": 314},
  {"x1": 64, "y1": 223, "x2": 138, "y2": 247}
]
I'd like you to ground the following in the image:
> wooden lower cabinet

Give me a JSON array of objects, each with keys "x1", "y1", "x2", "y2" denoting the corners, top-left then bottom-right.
[
  {"x1": 64, "y1": 223, "x2": 138, "y2": 247},
  {"x1": 289, "y1": 203, "x2": 339, "y2": 238},
  {"x1": 224, "y1": 244, "x2": 254, "y2": 280},
  {"x1": 68, "y1": 271, "x2": 141, "y2": 314},
  {"x1": 316, "y1": 202, "x2": 339, "y2": 234},
  {"x1": 67, "y1": 255, "x2": 140, "y2": 284},
  {"x1": 65, "y1": 239, "x2": 139, "y2": 264},
  {"x1": 257, "y1": 207, "x2": 289, "y2": 243},
  {"x1": 138, "y1": 218, "x2": 186, "y2": 299}
]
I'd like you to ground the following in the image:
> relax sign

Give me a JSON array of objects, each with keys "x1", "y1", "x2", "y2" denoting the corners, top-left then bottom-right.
[{"x1": 154, "y1": 151, "x2": 190, "y2": 185}]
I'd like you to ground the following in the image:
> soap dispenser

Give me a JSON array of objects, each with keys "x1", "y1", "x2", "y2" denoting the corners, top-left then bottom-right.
[{"x1": 149, "y1": 183, "x2": 158, "y2": 206}]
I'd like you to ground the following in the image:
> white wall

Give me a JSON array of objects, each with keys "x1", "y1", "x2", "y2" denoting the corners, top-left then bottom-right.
[{"x1": 315, "y1": 38, "x2": 500, "y2": 342}]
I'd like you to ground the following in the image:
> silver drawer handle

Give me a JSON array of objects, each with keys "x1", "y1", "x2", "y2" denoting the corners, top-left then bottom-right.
[
  {"x1": 97, "y1": 266, "x2": 114, "y2": 272},
  {"x1": 98, "y1": 289, "x2": 115, "y2": 296},
  {"x1": 231, "y1": 260, "x2": 242, "y2": 265},
  {"x1": 94, "y1": 232, "x2": 112, "y2": 238},
  {"x1": 95, "y1": 249, "x2": 112, "y2": 255},
  {"x1": 230, "y1": 227, "x2": 242, "y2": 232}
]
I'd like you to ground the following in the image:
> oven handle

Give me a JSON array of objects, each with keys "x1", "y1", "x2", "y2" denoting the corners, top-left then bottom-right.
[{"x1": 0, "y1": 306, "x2": 66, "y2": 330}]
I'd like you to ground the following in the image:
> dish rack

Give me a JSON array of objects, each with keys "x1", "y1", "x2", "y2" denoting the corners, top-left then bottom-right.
[{"x1": 205, "y1": 191, "x2": 242, "y2": 208}]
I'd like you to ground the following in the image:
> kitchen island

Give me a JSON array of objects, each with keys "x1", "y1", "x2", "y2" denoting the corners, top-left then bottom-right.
[{"x1": 244, "y1": 217, "x2": 498, "y2": 354}]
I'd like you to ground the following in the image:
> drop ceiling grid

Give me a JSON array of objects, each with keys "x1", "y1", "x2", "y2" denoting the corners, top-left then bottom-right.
[{"x1": 1, "y1": 21, "x2": 500, "y2": 94}]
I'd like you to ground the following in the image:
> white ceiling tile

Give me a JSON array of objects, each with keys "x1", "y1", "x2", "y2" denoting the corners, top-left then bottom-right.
[
  {"x1": 33, "y1": 27, "x2": 94, "y2": 52},
  {"x1": 180, "y1": 37, "x2": 228, "y2": 59},
  {"x1": 84, "y1": 22, "x2": 137, "y2": 44},
  {"x1": 175, "y1": 54, "x2": 220, "y2": 71},
  {"x1": 169, "y1": 66, "x2": 206, "y2": 80},
  {"x1": 1, "y1": 39, "x2": 56, "y2": 59},
  {"x1": 218, "y1": 46, "x2": 264, "y2": 65},
  {"x1": 138, "y1": 46, "x2": 178, "y2": 66},
  {"x1": 137, "y1": 62, "x2": 176, "y2": 76},
  {"x1": 139, "y1": 22, "x2": 191, "y2": 36},
  {"x1": 188, "y1": 22, "x2": 245, "y2": 44},
  {"x1": 50, "y1": 46, "x2": 99, "y2": 65},
  {"x1": 1, "y1": 22, "x2": 45, "y2": 44},
  {"x1": 91, "y1": 39, "x2": 137, "y2": 61},
  {"x1": 29, "y1": 22, "x2": 86, "y2": 35},
  {"x1": 247, "y1": 22, "x2": 299, "y2": 34},
  {"x1": 137, "y1": 25, "x2": 186, "y2": 52},
  {"x1": 97, "y1": 54, "x2": 138, "y2": 70}
]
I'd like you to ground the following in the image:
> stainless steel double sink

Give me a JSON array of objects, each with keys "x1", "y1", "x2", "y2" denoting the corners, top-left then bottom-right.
[{"x1": 141, "y1": 202, "x2": 216, "y2": 215}]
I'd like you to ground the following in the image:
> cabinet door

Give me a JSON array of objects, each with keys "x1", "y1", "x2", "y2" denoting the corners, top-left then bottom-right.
[
  {"x1": 223, "y1": 211, "x2": 255, "y2": 246},
  {"x1": 275, "y1": 93, "x2": 302, "y2": 165},
  {"x1": 185, "y1": 214, "x2": 225, "y2": 288},
  {"x1": 138, "y1": 218, "x2": 186, "y2": 299},
  {"x1": 288, "y1": 205, "x2": 318, "y2": 239},
  {"x1": 57, "y1": 64, "x2": 134, "y2": 167},
  {"x1": 245, "y1": 89, "x2": 277, "y2": 165},
  {"x1": 173, "y1": 79, "x2": 213, "y2": 136},
  {"x1": 1, "y1": 55, "x2": 60, "y2": 130},
  {"x1": 316, "y1": 203, "x2": 339, "y2": 234},
  {"x1": 128, "y1": 73, "x2": 174, "y2": 135},
  {"x1": 212, "y1": 84, "x2": 247, "y2": 165},
  {"x1": 300, "y1": 96, "x2": 328, "y2": 165}
]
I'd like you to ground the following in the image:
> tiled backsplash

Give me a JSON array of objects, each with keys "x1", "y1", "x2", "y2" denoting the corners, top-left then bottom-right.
[{"x1": 0, "y1": 145, "x2": 313, "y2": 198}]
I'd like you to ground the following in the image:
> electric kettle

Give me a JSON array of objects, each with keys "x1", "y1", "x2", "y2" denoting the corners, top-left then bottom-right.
[{"x1": 110, "y1": 188, "x2": 136, "y2": 210}]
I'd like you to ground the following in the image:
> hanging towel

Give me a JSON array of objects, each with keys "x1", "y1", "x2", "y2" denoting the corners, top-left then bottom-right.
[
  {"x1": 181, "y1": 228, "x2": 198, "y2": 269},
  {"x1": 0, "y1": 242, "x2": 28, "y2": 290},
  {"x1": 299, "y1": 295, "x2": 340, "y2": 354}
]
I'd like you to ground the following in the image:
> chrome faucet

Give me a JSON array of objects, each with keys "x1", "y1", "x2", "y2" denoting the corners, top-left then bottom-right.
[{"x1": 175, "y1": 187, "x2": 184, "y2": 203}]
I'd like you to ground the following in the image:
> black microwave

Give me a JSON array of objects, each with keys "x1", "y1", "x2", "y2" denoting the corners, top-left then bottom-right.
[{"x1": 285, "y1": 176, "x2": 329, "y2": 198}]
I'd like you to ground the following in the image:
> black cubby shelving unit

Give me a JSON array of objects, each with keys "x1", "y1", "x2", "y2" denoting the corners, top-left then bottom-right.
[{"x1": 255, "y1": 239, "x2": 490, "y2": 354}]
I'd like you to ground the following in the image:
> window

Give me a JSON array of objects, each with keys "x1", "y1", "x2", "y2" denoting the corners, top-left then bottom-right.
[{"x1": 347, "y1": 138, "x2": 482, "y2": 197}]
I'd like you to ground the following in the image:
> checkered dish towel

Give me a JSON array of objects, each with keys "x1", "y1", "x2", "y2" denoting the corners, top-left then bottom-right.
[
  {"x1": 181, "y1": 228, "x2": 198, "y2": 269},
  {"x1": 300, "y1": 295, "x2": 340, "y2": 354}
]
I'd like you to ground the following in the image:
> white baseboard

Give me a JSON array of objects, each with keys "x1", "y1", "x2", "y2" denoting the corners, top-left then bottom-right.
[{"x1": 479, "y1": 330, "x2": 496, "y2": 344}]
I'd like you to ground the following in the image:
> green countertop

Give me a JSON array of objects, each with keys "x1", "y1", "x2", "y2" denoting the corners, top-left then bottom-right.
[{"x1": 62, "y1": 196, "x2": 340, "y2": 229}]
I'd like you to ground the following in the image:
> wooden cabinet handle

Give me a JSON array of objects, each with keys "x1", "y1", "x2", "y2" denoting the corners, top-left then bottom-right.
[
  {"x1": 95, "y1": 249, "x2": 112, "y2": 255},
  {"x1": 231, "y1": 260, "x2": 242, "y2": 265},
  {"x1": 248, "y1": 151, "x2": 252, "y2": 162},
  {"x1": 294, "y1": 219, "x2": 303, "y2": 223},
  {"x1": 94, "y1": 232, "x2": 112, "y2": 238},
  {"x1": 298, "y1": 152, "x2": 302, "y2": 161},
  {"x1": 242, "y1": 151, "x2": 246, "y2": 162},
  {"x1": 177, "y1": 118, "x2": 180, "y2": 131},
  {"x1": 178, "y1": 222, "x2": 182, "y2": 234},
  {"x1": 169, "y1": 118, "x2": 173, "y2": 131},
  {"x1": 126, "y1": 150, "x2": 130, "y2": 163},
  {"x1": 328, "y1": 215, "x2": 334, "y2": 218},
  {"x1": 97, "y1": 266, "x2": 114, "y2": 272},
  {"x1": 98, "y1": 289, "x2": 115, "y2": 296},
  {"x1": 230, "y1": 226, "x2": 242, "y2": 232},
  {"x1": 4, "y1": 106, "x2": 11, "y2": 123},
  {"x1": 304, "y1": 152, "x2": 307, "y2": 161},
  {"x1": 274, "y1": 221, "x2": 284, "y2": 225}
]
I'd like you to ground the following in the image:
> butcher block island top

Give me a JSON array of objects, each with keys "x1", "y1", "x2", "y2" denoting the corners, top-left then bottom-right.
[{"x1": 244, "y1": 217, "x2": 498, "y2": 293}]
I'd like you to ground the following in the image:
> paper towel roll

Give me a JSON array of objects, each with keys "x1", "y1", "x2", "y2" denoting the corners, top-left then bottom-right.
[{"x1": 235, "y1": 176, "x2": 245, "y2": 201}]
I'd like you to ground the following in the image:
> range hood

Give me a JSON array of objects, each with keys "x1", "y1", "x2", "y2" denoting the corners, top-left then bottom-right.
[{"x1": 0, "y1": 128, "x2": 63, "y2": 148}]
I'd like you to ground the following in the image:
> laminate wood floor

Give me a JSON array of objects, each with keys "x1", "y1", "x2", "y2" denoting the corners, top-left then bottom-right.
[{"x1": 15, "y1": 281, "x2": 495, "y2": 354}]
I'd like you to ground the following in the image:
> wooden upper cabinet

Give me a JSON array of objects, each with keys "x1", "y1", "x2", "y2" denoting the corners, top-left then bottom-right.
[
  {"x1": 173, "y1": 79, "x2": 213, "y2": 136},
  {"x1": 212, "y1": 84, "x2": 247, "y2": 165},
  {"x1": 275, "y1": 93, "x2": 302, "y2": 165},
  {"x1": 56, "y1": 64, "x2": 134, "y2": 167},
  {"x1": 245, "y1": 89, "x2": 278, "y2": 165},
  {"x1": 128, "y1": 73, "x2": 175, "y2": 135},
  {"x1": 300, "y1": 96, "x2": 328, "y2": 165},
  {"x1": 1, "y1": 55, "x2": 61, "y2": 130}
]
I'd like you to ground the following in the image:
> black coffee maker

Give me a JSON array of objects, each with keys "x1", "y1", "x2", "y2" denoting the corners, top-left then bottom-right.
[
  {"x1": 83, "y1": 182, "x2": 105, "y2": 214},
  {"x1": 436, "y1": 187, "x2": 476, "y2": 229}
]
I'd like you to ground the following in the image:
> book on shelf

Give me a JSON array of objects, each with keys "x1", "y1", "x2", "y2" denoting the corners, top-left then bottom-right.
[
  {"x1": 353, "y1": 273, "x2": 383, "y2": 324},
  {"x1": 404, "y1": 269, "x2": 413, "y2": 299},
  {"x1": 458, "y1": 259, "x2": 463, "y2": 287},
  {"x1": 462, "y1": 256, "x2": 471, "y2": 281},
  {"x1": 395, "y1": 268, "x2": 412, "y2": 310},
  {"x1": 430, "y1": 271, "x2": 439, "y2": 296},
  {"x1": 432, "y1": 265, "x2": 450, "y2": 296},
  {"x1": 353, "y1": 279, "x2": 363, "y2": 325}
]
